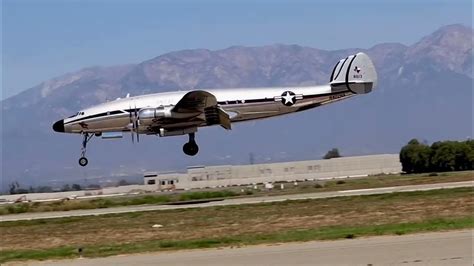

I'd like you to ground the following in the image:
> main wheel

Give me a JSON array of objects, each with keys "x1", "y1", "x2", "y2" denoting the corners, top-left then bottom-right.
[
  {"x1": 183, "y1": 142, "x2": 199, "y2": 156},
  {"x1": 79, "y1": 157, "x2": 88, "y2": 167}
]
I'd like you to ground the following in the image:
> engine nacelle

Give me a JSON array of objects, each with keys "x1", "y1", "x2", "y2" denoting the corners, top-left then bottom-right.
[{"x1": 138, "y1": 107, "x2": 173, "y2": 126}]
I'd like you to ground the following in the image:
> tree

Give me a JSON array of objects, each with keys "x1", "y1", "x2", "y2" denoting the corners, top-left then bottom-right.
[
  {"x1": 71, "y1": 184, "x2": 82, "y2": 191},
  {"x1": 323, "y1": 148, "x2": 341, "y2": 159},
  {"x1": 9, "y1": 182, "x2": 19, "y2": 195},
  {"x1": 16, "y1": 188, "x2": 30, "y2": 194},
  {"x1": 466, "y1": 140, "x2": 474, "y2": 170},
  {"x1": 400, "y1": 139, "x2": 474, "y2": 174},
  {"x1": 36, "y1": 186, "x2": 53, "y2": 193},
  {"x1": 117, "y1": 179, "x2": 129, "y2": 186},
  {"x1": 62, "y1": 184, "x2": 71, "y2": 192},
  {"x1": 431, "y1": 141, "x2": 461, "y2": 172},
  {"x1": 400, "y1": 139, "x2": 430, "y2": 173},
  {"x1": 453, "y1": 141, "x2": 472, "y2": 171},
  {"x1": 86, "y1": 184, "x2": 101, "y2": 190}
]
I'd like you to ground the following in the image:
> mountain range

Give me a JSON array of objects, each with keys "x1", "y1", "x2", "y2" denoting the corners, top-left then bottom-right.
[{"x1": 1, "y1": 24, "x2": 472, "y2": 190}]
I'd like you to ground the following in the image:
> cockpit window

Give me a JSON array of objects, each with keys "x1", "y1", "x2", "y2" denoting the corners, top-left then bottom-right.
[{"x1": 67, "y1": 111, "x2": 84, "y2": 118}]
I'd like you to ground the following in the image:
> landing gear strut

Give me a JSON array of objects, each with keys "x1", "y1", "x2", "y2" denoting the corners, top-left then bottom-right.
[
  {"x1": 183, "y1": 133, "x2": 199, "y2": 156},
  {"x1": 79, "y1": 133, "x2": 94, "y2": 166}
]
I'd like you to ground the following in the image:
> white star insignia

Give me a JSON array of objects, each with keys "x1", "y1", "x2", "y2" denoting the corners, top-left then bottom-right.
[{"x1": 282, "y1": 92, "x2": 295, "y2": 105}]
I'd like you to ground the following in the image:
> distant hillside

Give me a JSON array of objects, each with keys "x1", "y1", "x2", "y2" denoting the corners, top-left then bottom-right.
[{"x1": 1, "y1": 24, "x2": 472, "y2": 189}]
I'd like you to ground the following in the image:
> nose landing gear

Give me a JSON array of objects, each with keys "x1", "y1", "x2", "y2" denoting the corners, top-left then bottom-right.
[
  {"x1": 183, "y1": 133, "x2": 199, "y2": 156},
  {"x1": 79, "y1": 133, "x2": 94, "y2": 167}
]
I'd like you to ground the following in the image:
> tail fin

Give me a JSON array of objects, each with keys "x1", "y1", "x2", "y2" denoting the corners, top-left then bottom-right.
[{"x1": 329, "y1": 52, "x2": 377, "y2": 94}]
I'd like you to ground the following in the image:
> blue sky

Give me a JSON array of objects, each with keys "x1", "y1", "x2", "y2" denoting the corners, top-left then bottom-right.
[{"x1": 2, "y1": 0, "x2": 472, "y2": 99}]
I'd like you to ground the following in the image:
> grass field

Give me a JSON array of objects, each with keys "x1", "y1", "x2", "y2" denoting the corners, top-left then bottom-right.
[
  {"x1": 1, "y1": 187, "x2": 473, "y2": 263},
  {"x1": 272, "y1": 170, "x2": 473, "y2": 194},
  {"x1": 1, "y1": 171, "x2": 472, "y2": 215}
]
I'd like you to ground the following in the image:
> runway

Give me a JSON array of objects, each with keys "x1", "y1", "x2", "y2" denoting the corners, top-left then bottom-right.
[
  {"x1": 29, "y1": 230, "x2": 473, "y2": 266},
  {"x1": 1, "y1": 181, "x2": 472, "y2": 222}
]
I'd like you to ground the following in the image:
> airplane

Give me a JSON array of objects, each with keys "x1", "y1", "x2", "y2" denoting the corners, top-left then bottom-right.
[{"x1": 53, "y1": 52, "x2": 377, "y2": 166}]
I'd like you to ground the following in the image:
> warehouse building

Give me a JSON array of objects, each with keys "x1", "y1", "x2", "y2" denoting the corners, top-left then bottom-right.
[
  {"x1": 0, "y1": 154, "x2": 402, "y2": 202},
  {"x1": 143, "y1": 154, "x2": 402, "y2": 190}
]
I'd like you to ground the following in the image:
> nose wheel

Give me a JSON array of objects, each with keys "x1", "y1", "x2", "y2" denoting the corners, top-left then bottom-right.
[
  {"x1": 183, "y1": 133, "x2": 199, "y2": 156},
  {"x1": 79, "y1": 133, "x2": 94, "y2": 167},
  {"x1": 79, "y1": 157, "x2": 88, "y2": 167}
]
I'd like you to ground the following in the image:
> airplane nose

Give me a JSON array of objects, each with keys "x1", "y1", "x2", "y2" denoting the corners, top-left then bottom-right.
[{"x1": 52, "y1": 119, "x2": 65, "y2": 132}]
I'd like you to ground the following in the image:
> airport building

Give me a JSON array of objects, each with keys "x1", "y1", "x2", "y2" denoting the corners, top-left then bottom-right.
[
  {"x1": 143, "y1": 154, "x2": 402, "y2": 190},
  {"x1": 0, "y1": 154, "x2": 402, "y2": 203}
]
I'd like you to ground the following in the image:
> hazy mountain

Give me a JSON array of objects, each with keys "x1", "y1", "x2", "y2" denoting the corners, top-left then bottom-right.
[{"x1": 1, "y1": 24, "x2": 472, "y2": 189}]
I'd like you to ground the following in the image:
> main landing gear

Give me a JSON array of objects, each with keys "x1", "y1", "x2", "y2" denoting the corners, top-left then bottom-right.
[
  {"x1": 183, "y1": 133, "x2": 199, "y2": 156},
  {"x1": 79, "y1": 133, "x2": 94, "y2": 167},
  {"x1": 77, "y1": 132, "x2": 198, "y2": 165}
]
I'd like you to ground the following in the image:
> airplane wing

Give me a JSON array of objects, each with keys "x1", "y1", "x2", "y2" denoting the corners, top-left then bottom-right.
[
  {"x1": 172, "y1": 90, "x2": 217, "y2": 114},
  {"x1": 172, "y1": 90, "x2": 231, "y2": 130}
]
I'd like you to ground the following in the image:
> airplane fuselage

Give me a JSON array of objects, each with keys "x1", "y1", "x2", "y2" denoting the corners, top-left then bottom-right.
[{"x1": 57, "y1": 85, "x2": 353, "y2": 135}]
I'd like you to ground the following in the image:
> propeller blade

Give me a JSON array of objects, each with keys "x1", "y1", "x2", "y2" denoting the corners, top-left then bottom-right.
[
  {"x1": 129, "y1": 104, "x2": 135, "y2": 143},
  {"x1": 134, "y1": 104, "x2": 140, "y2": 142}
]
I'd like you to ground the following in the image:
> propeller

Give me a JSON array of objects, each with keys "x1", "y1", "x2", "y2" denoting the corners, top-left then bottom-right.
[
  {"x1": 128, "y1": 104, "x2": 135, "y2": 143},
  {"x1": 134, "y1": 104, "x2": 140, "y2": 143},
  {"x1": 127, "y1": 102, "x2": 141, "y2": 143}
]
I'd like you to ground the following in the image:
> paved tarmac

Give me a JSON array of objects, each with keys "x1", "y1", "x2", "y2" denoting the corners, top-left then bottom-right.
[
  {"x1": 28, "y1": 230, "x2": 473, "y2": 266},
  {"x1": 1, "y1": 181, "x2": 472, "y2": 222}
]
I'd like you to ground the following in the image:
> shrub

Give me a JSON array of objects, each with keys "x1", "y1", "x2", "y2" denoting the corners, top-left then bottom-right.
[
  {"x1": 179, "y1": 190, "x2": 237, "y2": 201},
  {"x1": 7, "y1": 203, "x2": 30, "y2": 214},
  {"x1": 345, "y1": 234, "x2": 355, "y2": 239}
]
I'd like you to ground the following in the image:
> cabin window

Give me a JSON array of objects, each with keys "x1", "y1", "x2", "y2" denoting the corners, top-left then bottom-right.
[{"x1": 147, "y1": 179, "x2": 156, "y2": 185}]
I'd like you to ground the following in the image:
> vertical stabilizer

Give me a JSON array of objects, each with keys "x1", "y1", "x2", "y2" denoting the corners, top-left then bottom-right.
[{"x1": 330, "y1": 52, "x2": 377, "y2": 94}]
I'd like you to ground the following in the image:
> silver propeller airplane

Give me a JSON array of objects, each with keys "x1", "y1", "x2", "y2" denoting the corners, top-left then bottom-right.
[{"x1": 53, "y1": 52, "x2": 377, "y2": 166}]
